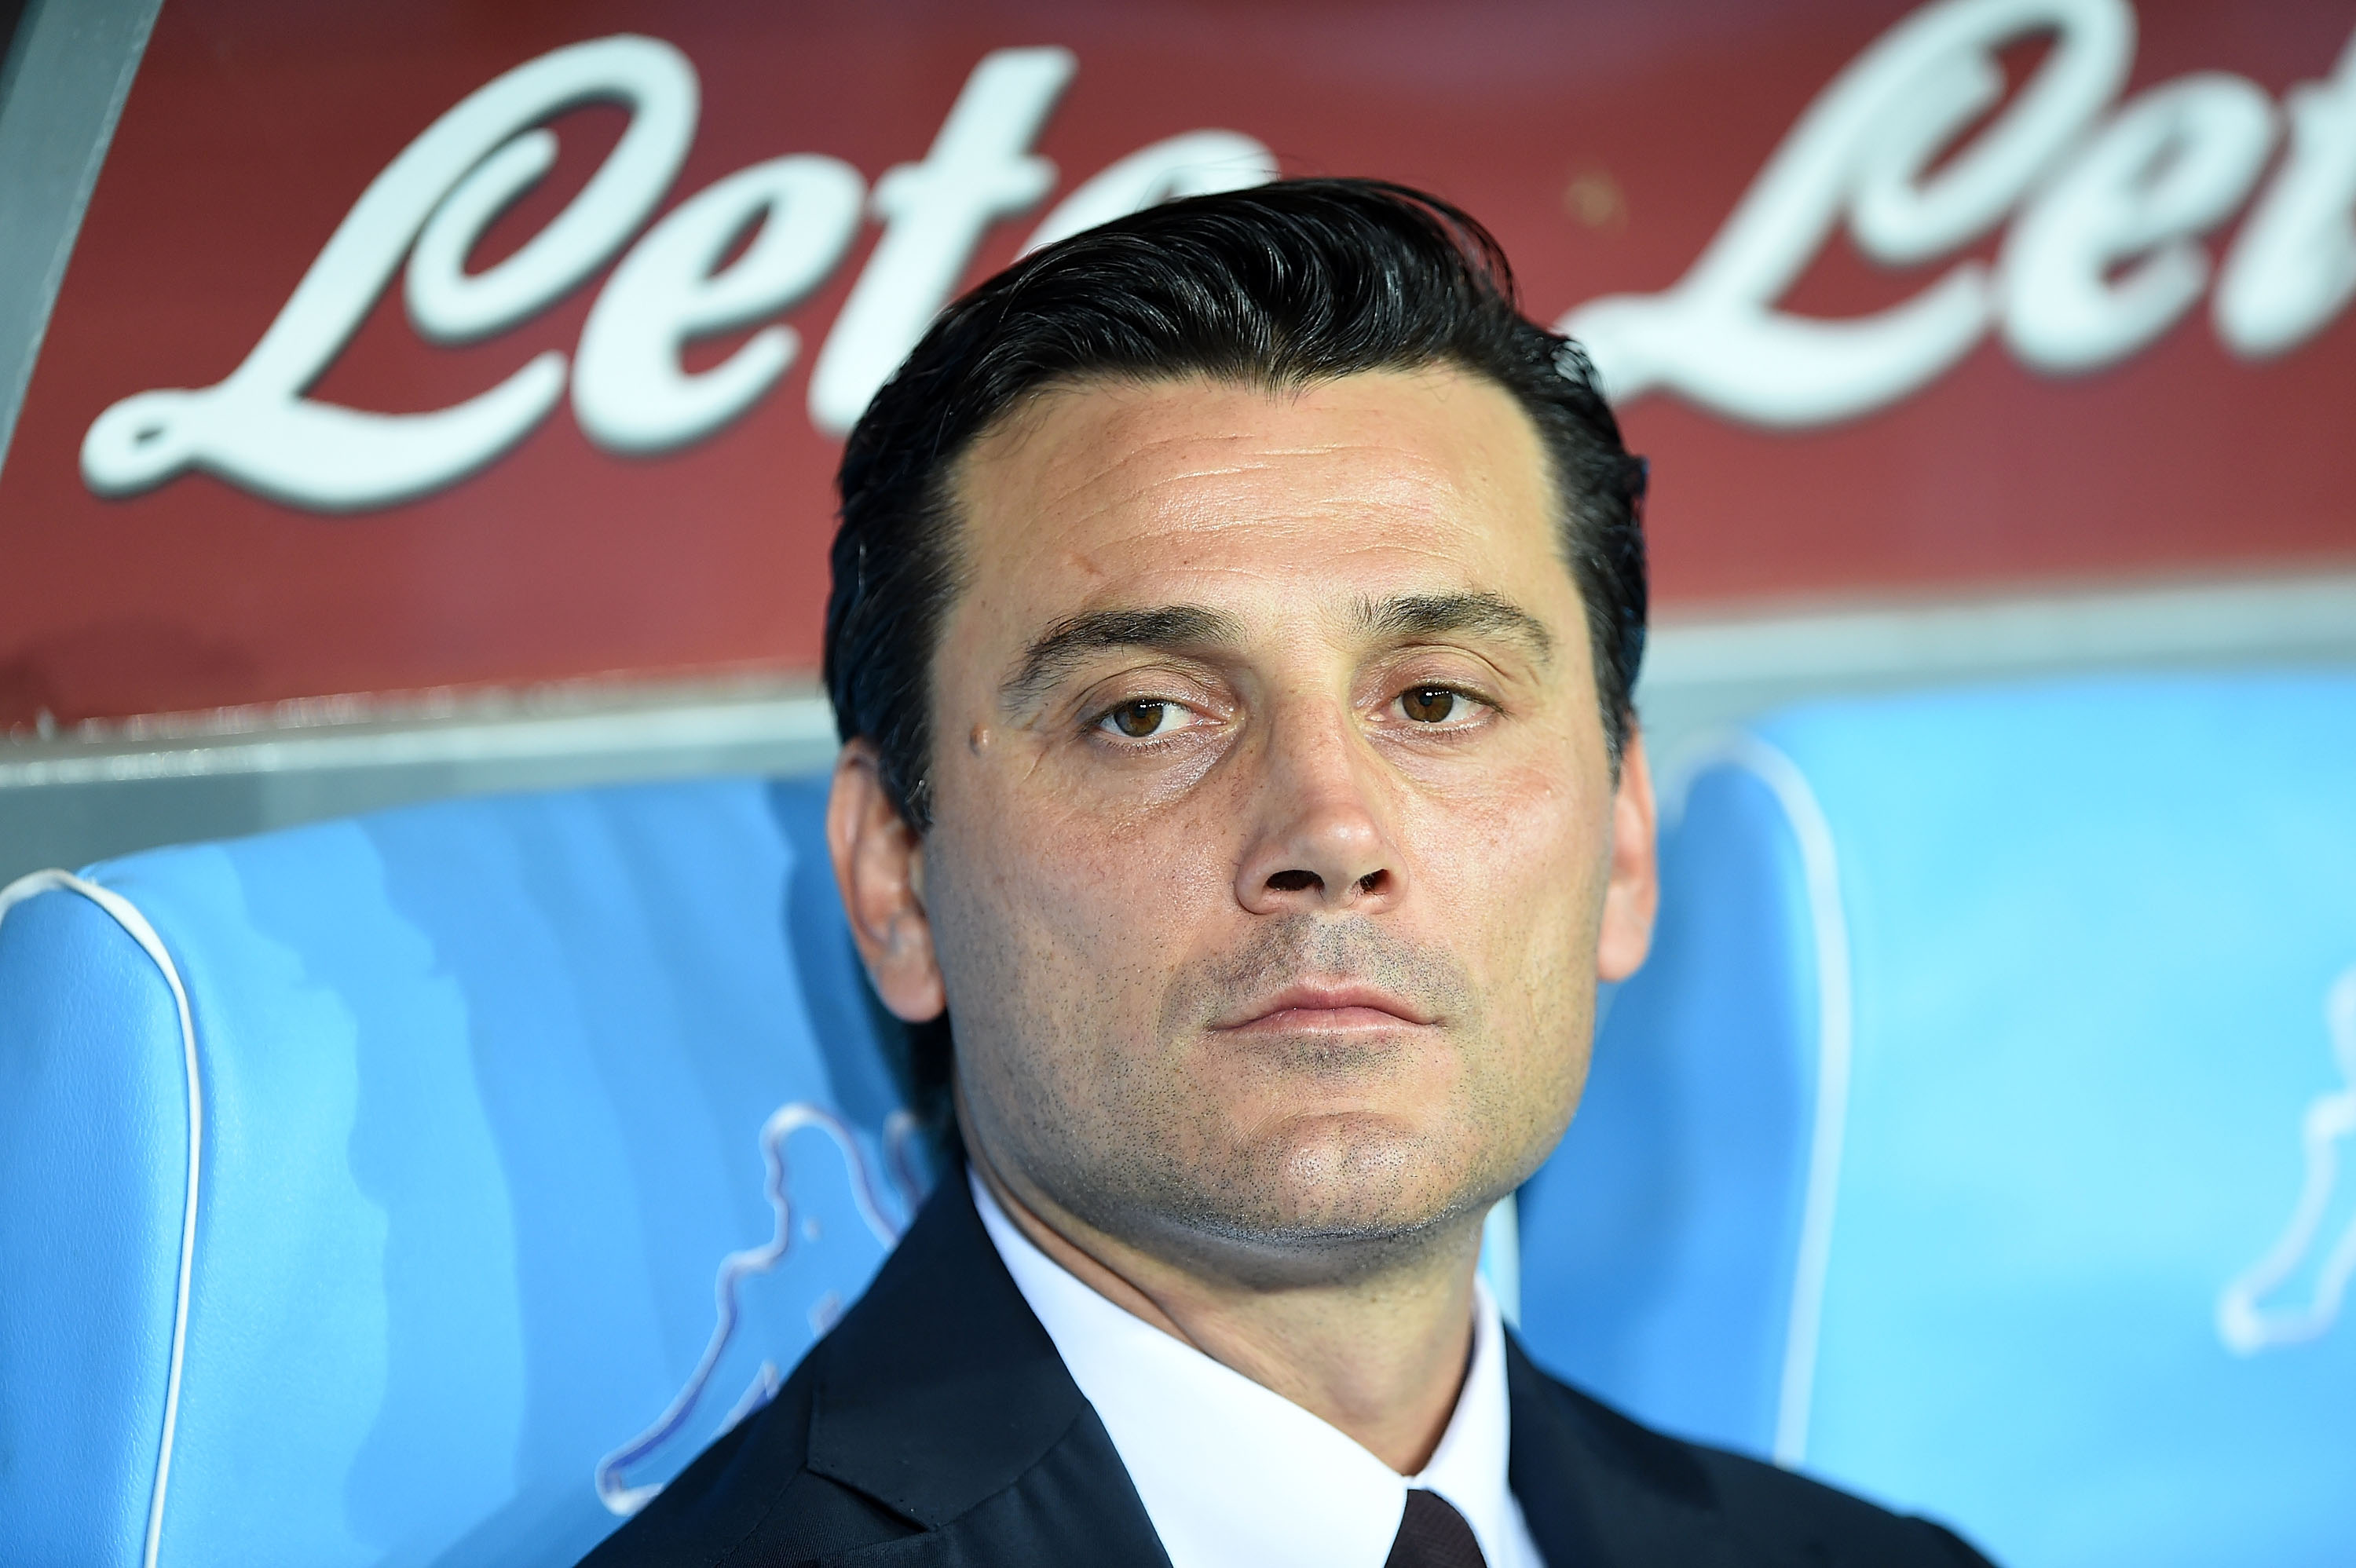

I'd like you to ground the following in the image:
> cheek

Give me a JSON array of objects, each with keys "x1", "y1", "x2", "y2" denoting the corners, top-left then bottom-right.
[
  {"x1": 1015, "y1": 786, "x2": 1237, "y2": 944},
  {"x1": 1407, "y1": 755, "x2": 1608, "y2": 1024},
  {"x1": 931, "y1": 751, "x2": 1243, "y2": 1040}
]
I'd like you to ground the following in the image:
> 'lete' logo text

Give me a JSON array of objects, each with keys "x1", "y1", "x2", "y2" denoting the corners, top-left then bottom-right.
[{"x1": 80, "y1": 0, "x2": 2356, "y2": 511}]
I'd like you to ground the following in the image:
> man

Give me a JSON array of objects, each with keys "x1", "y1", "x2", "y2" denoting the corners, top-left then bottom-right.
[{"x1": 584, "y1": 180, "x2": 1992, "y2": 1566}]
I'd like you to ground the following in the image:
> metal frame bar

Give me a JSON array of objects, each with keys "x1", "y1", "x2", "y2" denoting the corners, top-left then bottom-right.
[{"x1": 0, "y1": 0, "x2": 163, "y2": 481}]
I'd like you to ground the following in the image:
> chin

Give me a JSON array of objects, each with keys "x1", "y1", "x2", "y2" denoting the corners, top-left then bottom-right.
[{"x1": 1212, "y1": 1111, "x2": 1494, "y2": 1248}]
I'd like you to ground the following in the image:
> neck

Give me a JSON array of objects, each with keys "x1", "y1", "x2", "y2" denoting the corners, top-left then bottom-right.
[{"x1": 964, "y1": 1135, "x2": 1483, "y2": 1474}]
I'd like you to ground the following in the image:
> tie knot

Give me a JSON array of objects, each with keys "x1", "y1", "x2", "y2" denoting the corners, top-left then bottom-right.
[{"x1": 1385, "y1": 1487, "x2": 1488, "y2": 1568}]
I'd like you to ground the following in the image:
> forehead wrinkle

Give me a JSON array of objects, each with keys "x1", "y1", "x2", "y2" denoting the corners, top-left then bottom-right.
[
  {"x1": 1018, "y1": 418, "x2": 1481, "y2": 528},
  {"x1": 1134, "y1": 435, "x2": 1475, "y2": 503},
  {"x1": 964, "y1": 377, "x2": 1517, "y2": 568},
  {"x1": 1074, "y1": 445, "x2": 1421, "y2": 539}
]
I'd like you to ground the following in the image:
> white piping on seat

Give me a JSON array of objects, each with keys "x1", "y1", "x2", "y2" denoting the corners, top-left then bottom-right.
[
  {"x1": 1, "y1": 869, "x2": 201, "y2": 1568},
  {"x1": 1662, "y1": 734, "x2": 1854, "y2": 1471}
]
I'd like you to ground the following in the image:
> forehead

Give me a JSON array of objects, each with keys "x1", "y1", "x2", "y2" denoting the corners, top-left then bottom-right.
[{"x1": 947, "y1": 368, "x2": 1566, "y2": 623}]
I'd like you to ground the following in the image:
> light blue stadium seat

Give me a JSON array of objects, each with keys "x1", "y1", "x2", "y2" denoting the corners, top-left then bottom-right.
[
  {"x1": 1518, "y1": 672, "x2": 2356, "y2": 1567},
  {"x1": 10, "y1": 672, "x2": 2355, "y2": 1567},
  {"x1": 0, "y1": 777, "x2": 928, "y2": 1568}
]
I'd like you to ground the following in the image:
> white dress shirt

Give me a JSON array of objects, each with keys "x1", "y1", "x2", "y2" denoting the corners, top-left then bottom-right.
[{"x1": 973, "y1": 1173, "x2": 1543, "y2": 1568}]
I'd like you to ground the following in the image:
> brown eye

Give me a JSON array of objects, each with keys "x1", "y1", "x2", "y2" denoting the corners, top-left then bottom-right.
[
  {"x1": 1109, "y1": 700, "x2": 1169, "y2": 738},
  {"x1": 1400, "y1": 687, "x2": 1460, "y2": 723}
]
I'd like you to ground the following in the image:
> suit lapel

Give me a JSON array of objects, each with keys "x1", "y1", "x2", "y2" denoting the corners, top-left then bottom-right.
[
  {"x1": 814, "y1": 1411, "x2": 1166, "y2": 1566},
  {"x1": 802, "y1": 1173, "x2": 1172, "y2": 1566},
  {"x1": 1505, "y1": 1333, "x2": 1745, "y2": 1568},
  {"x1": 813, "y1": 1178, "x2": 1765, "y2": 1568}
]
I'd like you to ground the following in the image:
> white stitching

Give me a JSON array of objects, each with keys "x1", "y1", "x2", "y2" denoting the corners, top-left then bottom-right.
[
  {"x1": 1663, "y1": 735, "x2": 1853, "y2": 1470},
  {"x1": 1, "y1": 869, "x2": 202, "y2": 1568}
]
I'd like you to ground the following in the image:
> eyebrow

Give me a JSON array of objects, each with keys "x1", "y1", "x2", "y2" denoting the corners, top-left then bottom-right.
[
  {"x1": 998, "y1": 590, "x2": 1556, "y2": 710},
  {"x1": 1001, "y1": 604, "x2": 1244, "y2": 708},
  {"x1": 1354, "y1": 591, "x2": 1555, "y2": 665}
]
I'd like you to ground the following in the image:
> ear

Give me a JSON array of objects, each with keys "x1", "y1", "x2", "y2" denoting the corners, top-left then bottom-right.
[
  {"x1": 826, "y1": 739, "x2": 947, "y2": 1023},
  {"x1": 1596, "y1": 726, "x2": 1659, "y2": 984}
]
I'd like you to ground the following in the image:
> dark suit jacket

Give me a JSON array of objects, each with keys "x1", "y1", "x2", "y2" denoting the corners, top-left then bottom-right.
[{"x1": 581, "y1": 1175, "x2": 1996, "y2": 1566}]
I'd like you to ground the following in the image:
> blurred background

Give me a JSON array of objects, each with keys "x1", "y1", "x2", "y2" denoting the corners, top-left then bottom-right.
[
  {"x1": 4, "y1": 2, "x2": 2354, "y2": 1564},
  {"x1": 5, "y1": 0, "x2": 2353, "y2": 883}
]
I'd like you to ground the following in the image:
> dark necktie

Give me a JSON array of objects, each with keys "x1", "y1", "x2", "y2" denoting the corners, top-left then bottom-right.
[{"x1": 1385, "y1": 1487, "x2": 1488, "y2": 1568}]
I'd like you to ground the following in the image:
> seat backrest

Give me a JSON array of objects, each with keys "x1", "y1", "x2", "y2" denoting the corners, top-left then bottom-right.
[
  {"x1": 24, "y1": 672, "x2": 2351, "y2": 1566},
  {"x1": 1516, "y1": 672, "x2": 2356, "y2": 1565},
  {"x1": 0, "y1": 776, "x2": 923, "y2": 1568}
]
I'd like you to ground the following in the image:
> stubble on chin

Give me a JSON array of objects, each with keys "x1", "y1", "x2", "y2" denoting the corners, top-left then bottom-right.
[{"x1": 991, "y1": 913, "x2": 1560, "y2": 1282}]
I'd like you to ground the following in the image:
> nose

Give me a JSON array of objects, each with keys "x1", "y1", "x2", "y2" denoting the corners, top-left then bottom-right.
[{"x1": 1234, "y1": 702, "x2": 1406, "y2": 916}]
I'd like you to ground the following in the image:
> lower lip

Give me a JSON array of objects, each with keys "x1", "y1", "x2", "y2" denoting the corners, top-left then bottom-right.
[{"x1": 1224, "y1": 1005, "x2": 1423, "y2": 1034}]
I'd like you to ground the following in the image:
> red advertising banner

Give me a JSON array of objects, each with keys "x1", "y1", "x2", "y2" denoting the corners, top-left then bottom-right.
[{"x1": 5, "y1": 0, "x2": 2354, "y2": 729}]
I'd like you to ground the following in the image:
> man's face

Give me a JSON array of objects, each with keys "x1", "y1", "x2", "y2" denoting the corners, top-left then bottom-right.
[{"x1": 849, "y1": 367, "x2": 1655, "y2": 1276}]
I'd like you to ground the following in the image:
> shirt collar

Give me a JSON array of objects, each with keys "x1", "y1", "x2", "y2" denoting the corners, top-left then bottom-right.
[{"x1": 971, "y1": 1171, "x2": 1536, "y2": 1568}]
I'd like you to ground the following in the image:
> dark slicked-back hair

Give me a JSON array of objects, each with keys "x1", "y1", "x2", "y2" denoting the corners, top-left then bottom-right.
[{"x1": 825, "y1": 177, "x2": 1648, "y2": 835}]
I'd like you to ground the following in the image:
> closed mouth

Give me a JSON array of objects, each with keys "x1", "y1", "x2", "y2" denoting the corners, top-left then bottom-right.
[{"x1": 1213, "y1": 982, "x2": 1436, "y2": 1033}]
